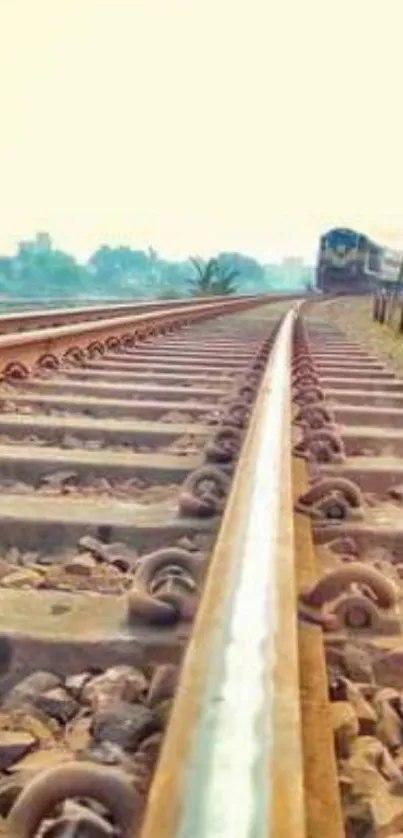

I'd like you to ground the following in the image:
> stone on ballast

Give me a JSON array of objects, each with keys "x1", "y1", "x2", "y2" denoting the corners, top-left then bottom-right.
[
  {"x1": 64, "y1": 715, "x2": 92, "y2": 755},
  {"x1": 1, "y1": 569, "x2": 43, "y2": 589},
  {"x1": 0, "y1": 731, "x2": 36, "y2": 770},
  {"x1": 65, "y1": 672, "x2": 92, "y2": 699},
  {"x1": 343, "y1": 801, "x2": 375, "y2": 838},
  {"x1": 0, "y1": 561, "x2": 14, "y2": 581},
  {"x1": 8, "y1": 746, "x2": 73, "y2": 773},
  {"x1": 61, "y1": 434, "x2": 82, "y2": 449},
  {"x1": 154, "y1": 699, "x2": 172, "y2": 727},
  {"x1": 77, "y1": 536, "x2": 109, "y2": 562},
  {"x1": 64, "y1": 553, "x2": 96, "y2": 575},
  {"x1": 34, "y1": 688, "x2": 79, "y2": 724},
  {"x1": 343, "y1": 680, "x2": 377, "y2": 736},
  {"x1": 342, "y1": 643, "x2": 374, "y2": 684},
  {"x1": 331, "y1": 701, "x2": 359, "y2": 759},
  {"x1": 82, "y1": 666, "x2": 148, "y2": 712},
  {"x1": 91, "y1": 702, "x2": 160, "y2": 751},
  {"x1": 40, "y1": 471, "x2": 78, "y2": 490},
  {"x1": 147, "y1": 665, "x2": 179, "y2": 706},
  {"x1": 368, "y1": 790, "x2": 403, "y2": 838},
  {"x1": 3, "y1": 672, "x2": 62, "y2": 711},
  {"x1": 374, "y1": 653, "x2": 403, "y2": 690},
  {"x1": 376, "y1": 700, "x2": 403, "y2": 752},
  {"x1": 0, "y1": 710, "x2": 56, "y2": 750},
  {"x1": 137, "y1": 732, "x2": 163, "y2": 768}
]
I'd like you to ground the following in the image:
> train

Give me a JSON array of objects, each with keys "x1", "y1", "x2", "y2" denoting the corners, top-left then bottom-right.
[{"x1": 316, "y1": 227, "x2": 403, "y2": 295}]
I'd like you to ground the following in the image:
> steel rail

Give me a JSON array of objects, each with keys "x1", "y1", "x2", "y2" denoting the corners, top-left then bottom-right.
[
  {"x1": 141, "y1": 305, "x2": 304, "y2": 838},
  {"x1": 0, "y1": 295, "x2": 270, "y2": 378},
  {"x1": 0, "y1": 299, "x2": 193, "y2": 329},
  {"x1": 0, "y1": 294, "x2": 290, "y2": 334}
]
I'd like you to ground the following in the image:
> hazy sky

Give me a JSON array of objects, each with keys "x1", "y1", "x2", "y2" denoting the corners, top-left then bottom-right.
[{"x1": 1, "y1": 0, "x2": 403, "y2": 264}]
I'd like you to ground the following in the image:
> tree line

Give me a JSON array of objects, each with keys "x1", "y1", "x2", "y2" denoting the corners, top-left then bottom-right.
[{"x1": 0, "y1": 234, "x2": 313, "y2": 302}]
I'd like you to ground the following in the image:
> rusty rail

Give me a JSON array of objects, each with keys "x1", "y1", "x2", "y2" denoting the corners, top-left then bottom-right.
[
  {"x1": 141, "y1": 305, "x2": 304, "y2": 838},
  {"x1": 0, "y1": 294, "x2": 292, "y2": 335},
  {"x1": 0, "y1": 295, "x2": 273, "y2": 380}
]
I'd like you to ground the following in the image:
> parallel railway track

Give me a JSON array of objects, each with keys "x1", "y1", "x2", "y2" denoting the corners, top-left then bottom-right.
[
  {"x1": 0, "y1": 295, "x2": 291, "y2": 337},
  {"x1": 294, "y1": 303, "x2": 403, "y2": 838},
  {"x1": 0, "y1": 293, "x2": 402, "y2": 837}
]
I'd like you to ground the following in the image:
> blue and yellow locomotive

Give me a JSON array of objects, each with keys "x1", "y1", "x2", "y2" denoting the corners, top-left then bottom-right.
[
  {"x1": 316, "y1": 227, "x2": 403, "y2": 295},
  {"x1": 316, "y1": 228, "x2": 369, "y2": 294}
]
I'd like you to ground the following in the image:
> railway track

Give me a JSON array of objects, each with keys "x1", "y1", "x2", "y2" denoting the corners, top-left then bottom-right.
[
  {"x1": 294, "y1": 303, "x2": 403, "y2": 838},
  {"x1": 0, "y1": 295, "x2": 285, "y2": 336},
  {"x1": 0, "y1": 295, "x2": 292, "y2": 837},
  {"x1": 2, "y1": 293, "x2": 402, "y2": 837}
]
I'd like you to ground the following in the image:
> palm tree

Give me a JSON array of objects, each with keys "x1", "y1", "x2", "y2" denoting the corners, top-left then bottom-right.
[
  {"x1": 188, "y1": 258, "x2": 217, "y2": 296},
  {"x1": 188, "y1": 257, "x2": 239, "y2": 296},
  {"x1": 213, "y1": 269, "x2": 239, "y2": 295}
]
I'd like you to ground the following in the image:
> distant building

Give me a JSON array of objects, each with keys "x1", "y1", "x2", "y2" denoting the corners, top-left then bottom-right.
[
  {"x1": 18, "y1": 233, "x2": 52, "y2": 256},
  {"x1": 35, "y1": 232, "x2": 52, "y2": 252}
]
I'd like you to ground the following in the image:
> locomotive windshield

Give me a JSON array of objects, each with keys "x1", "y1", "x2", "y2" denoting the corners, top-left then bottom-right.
[{"x1": 323, "y1": 229, "x2": 359, "y2": 253}]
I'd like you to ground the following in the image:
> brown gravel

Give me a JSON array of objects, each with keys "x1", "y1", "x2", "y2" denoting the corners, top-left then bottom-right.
[
  {"x1": 309, "y1": 297, "x2": 403, "y2": 376},
  {"x1": 0, "y1": 535, "x2": 208, "y2": 596},
  {"x1": 0, "y1": 663, "x2": 179, "y2": 833},
  {"x1": 301, "y1": 300, "x2": 403, "y2": 836}
]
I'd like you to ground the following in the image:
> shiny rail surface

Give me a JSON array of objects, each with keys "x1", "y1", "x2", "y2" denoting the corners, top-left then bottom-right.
[{"x1": 142, "y1": 306, "x2": 304, "y2": 838}]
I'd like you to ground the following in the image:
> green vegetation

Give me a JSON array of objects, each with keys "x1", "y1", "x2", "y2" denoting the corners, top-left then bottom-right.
[
  {"x1": 0, "y1": 233, "x2": 314, "y2": 304},
  {"x1": 189, "y1": 258, "x2": 239, "y2": 296}
]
